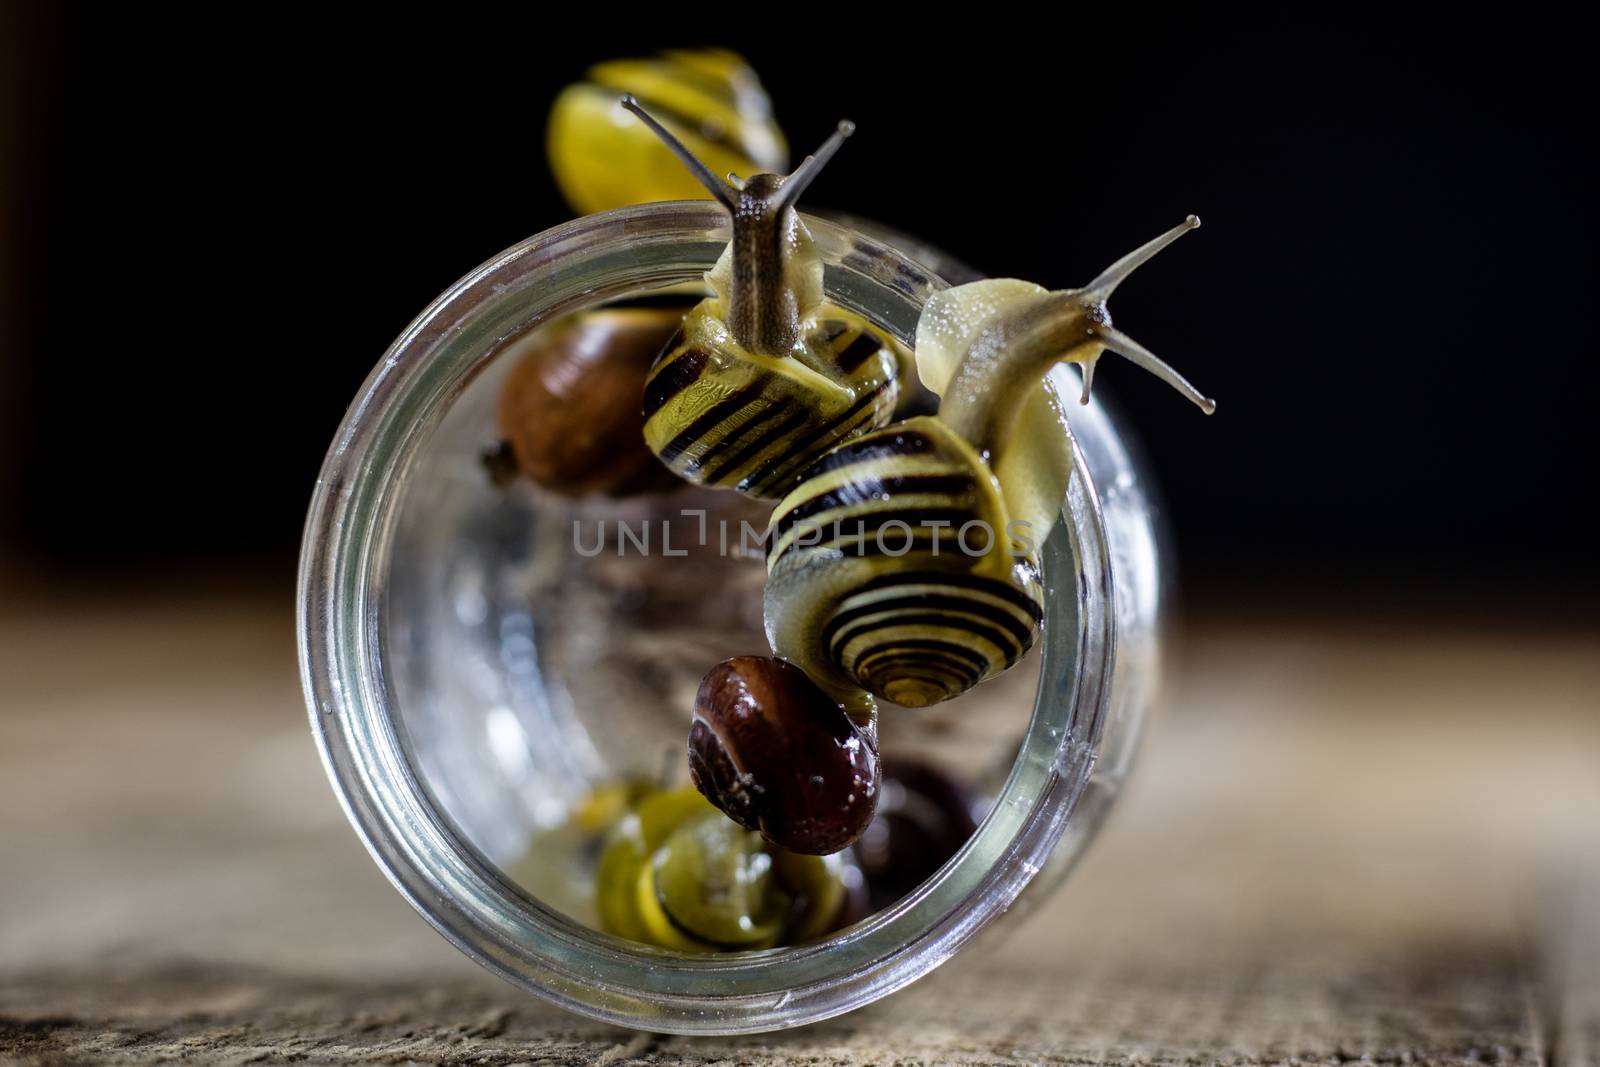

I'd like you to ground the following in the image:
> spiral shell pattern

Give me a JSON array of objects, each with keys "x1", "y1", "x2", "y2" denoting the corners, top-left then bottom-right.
[
  {"x1": 642, "y1": 305, "x2": 903, "y2": 499},
  {"x1": 763, "y1": 416, "x2": 1044, "y2": 708}
]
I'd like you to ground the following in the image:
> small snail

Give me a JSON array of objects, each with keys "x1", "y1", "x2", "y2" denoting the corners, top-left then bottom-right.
[
  {"x1": 547, "y1": 50, "x2": 788, "y2": 216},
  {"x1": 502, "y1": 780, "x2": 655, "y2": 925},
  {"x1": 765, "y1": 217, "x2": 1215, "y2": 709},
  {"x1": 595, "y1": 785, "x2": 859, "y2": 950},
  {"x1": 622, "y1": 97, "x2": 912, "y2": 500},
  {"x1": 494, "y1": 293, "x2": 700, "y2": 496},
  {"x1": 688, "y1": 656, "x2": 880, "y2": 855},
  {"x1": 853, "y1": 759, "x2": 979, "y2": 910}
]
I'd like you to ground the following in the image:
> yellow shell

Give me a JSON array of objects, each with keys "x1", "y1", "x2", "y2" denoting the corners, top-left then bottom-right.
[
  {"x1": 764, "y1": 416, "x2": 1044, "y2": 708},
  {"x1": 547, "y1": 50, "x2": 788, "y2": 215},
  {"x1": 594, "y1": 786, "x2": 849, "y2": 952},
  {"x1": 642, "y1": 303, "x2": 906, "y2": 499}
]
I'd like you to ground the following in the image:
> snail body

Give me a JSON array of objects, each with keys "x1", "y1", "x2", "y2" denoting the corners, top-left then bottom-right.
[
  {"x1": 511, "y1": 52, "x2": 799, "y2": 497},
  {"x1": 622, "y1": 98, "x2": 910, "y2": 500},
  {"x1": 548, "y1": 50, "x2": 787, "y2": 216},
  {"x1": 764, "y1": 217, "x2": 1215, "y2": 709}
]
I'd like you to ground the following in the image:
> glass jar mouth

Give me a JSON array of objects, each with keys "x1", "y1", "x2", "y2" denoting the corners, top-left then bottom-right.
[{"x1": 297, "y1": 201, "x2": 1121, "y2": 1033}]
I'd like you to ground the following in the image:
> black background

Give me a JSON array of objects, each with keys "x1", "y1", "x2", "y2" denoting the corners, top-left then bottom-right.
[{"x1": 5, "y1": 10, "x2": 1596, "y2": 611}]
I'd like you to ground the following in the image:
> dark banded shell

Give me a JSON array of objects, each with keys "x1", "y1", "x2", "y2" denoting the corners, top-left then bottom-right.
[
  {"x1": 642, "y1": 304, "x2": 904, "y2": 500},
  {"x1": 763, "y1": 416, "x2": 1044, "y2": 708}
]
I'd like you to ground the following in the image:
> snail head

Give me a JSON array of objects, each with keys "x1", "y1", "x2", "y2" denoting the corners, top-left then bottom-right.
[{"x1": 622, "y1": 95, "x2": 853, "y2": 355}]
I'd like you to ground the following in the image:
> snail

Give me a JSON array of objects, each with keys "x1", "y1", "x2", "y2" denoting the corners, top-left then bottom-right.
[
  {"x1": 764, "y1": 216, "x2": 1214, "y2": 710},
  {"x1": 493, "y1": 292, "x2": 700, "y2": 497},
  {"x1": 688, "y1": 656, "x2": 880, "y2": 855},
  {"x1": 594, "y1": 785, "x2": 860, "y2": 950},
  {"x1": 547, "y1": 49, "x2": 787, "y2": 216},
  {"x1": 853, "y1": 759, "x2": 980, "y2": 910},
  {"x1": 622, "y1": 97, "x2": 912, "y2": 500}
]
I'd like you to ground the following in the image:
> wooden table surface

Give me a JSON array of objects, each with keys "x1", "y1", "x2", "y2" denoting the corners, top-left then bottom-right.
[{"x1": 2, "y1": 591, "x2": 1597, "y2": 1065}]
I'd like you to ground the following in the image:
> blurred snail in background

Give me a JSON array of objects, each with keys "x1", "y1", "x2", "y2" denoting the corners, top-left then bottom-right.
[
  {"x1": 595, "y1": 785, "x2": 864, "y2": 951},
  {"x1": 622, "y1": 97, "x2": 912, "y2": 501},
  {"x1": 548, "y1": 50, "x2": 788, "y2": 216},
  {"x1": 492, "y1": 292, "x2": 699, "y2": 497}
]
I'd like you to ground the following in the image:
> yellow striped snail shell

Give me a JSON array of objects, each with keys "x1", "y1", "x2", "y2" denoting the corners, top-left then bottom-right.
[
  {"x1": 621, "y1": 97, "x2": 911, "y2": 501},
  {"x1": 763, "y1": 419, "x2": 1047, "y2": 710},
  {"x1": 765, "y1": 216, "x2": 1216, "y2": 709},
  {"x1": 547, "y1": 50, "x2": 787, "y2": 216}
]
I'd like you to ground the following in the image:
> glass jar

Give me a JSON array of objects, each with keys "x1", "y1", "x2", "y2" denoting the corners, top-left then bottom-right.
[{"x1": 297, "y1": 201, "x2": 1167, "y2": 1034}]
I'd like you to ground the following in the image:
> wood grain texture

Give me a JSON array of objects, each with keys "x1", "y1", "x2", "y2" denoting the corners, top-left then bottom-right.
[
  {"x1": 2, "y1": 595, "x2": 1596, "y2": 1065},
  {"x1": 0, "y1": 946, "x2": 1548, "y2": 1066}
]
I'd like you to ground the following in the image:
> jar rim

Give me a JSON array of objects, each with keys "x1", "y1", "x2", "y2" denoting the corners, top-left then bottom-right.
[{"x1": 297, "y1": 201, "x2": 1121, "y2": 1033}]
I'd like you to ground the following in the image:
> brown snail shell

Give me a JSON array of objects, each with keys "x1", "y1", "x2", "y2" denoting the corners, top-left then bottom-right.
[
  {"x1": 688, "y1": 656, "x2": 879, "y2": 855},
  {"x1": 495, "y1": 296, "x2": 694, "y2": 497},
  {"x1": 852, "y1": 759, "x2": 979, "y2": 910}
]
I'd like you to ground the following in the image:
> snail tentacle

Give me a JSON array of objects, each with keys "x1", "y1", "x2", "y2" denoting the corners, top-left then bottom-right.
[
  {"x1": 627, "y1": 97, "x2": 853, "y2": 355},
  {"x1": 1094, "y1": 325, "x2": 1216, "y2": 415},
  {"x1": 719, "y1": 118, "x2": 853, "y2": 354},
  {"x1": 1081, "y1": 214, "x2": 1201, "y2": 300},
  {"x1": 619, "y1": 94, "x2": 737, "y2": 207},
  {"x1": 771, "y1": 120, "x2": 855, "y2": 211}
]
